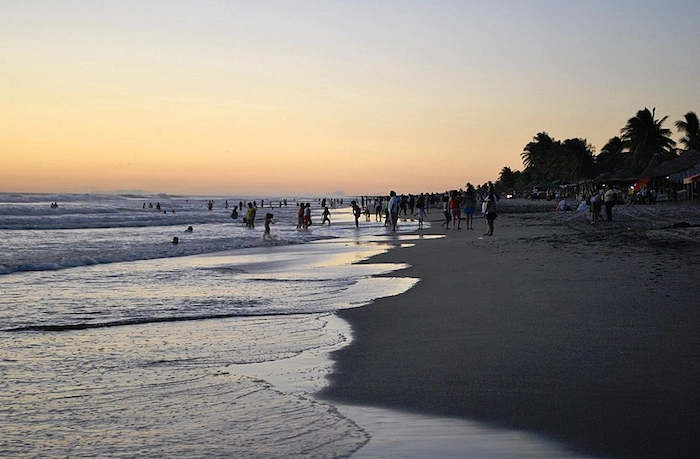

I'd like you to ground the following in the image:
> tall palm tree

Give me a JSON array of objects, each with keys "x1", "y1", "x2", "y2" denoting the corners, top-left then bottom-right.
[
  {"x1": 675, "y1": 111, "x2": 700, "y2": 151},
  {"x1": 497, "y1": 166, "x2": 518, "y2": 190},
  {"x1": 620, "y1": 108, "x2": 676, "y2": 174},
  {"x1": 521, "y1": 132, "x2": 559, "y2": 180},
  {"x1": 559, "y1": 138, "x2": 596, "y2": 182},
  {"x1": 596, "y1": 137, "x2": 626, "y2": 175}
]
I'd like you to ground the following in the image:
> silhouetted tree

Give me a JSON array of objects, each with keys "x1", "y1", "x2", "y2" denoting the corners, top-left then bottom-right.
[
  {"x1": 675, "y1": 111, "x2": 700, "y2": 151},
  {"x1": 521, "y1": 132, "x2": 560, "y2": 181},
  {"x1": 620, "y1": 108, "x2": 676, "y2": 174},
  {"x1": 595, "y1": 137, "x2": 626, "y2": 175}
]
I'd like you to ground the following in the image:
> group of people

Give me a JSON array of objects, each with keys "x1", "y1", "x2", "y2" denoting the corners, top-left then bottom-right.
[
  {"x1": 437, "y1": 188, "x2": 497, "y2": 235},
  {"x1": 566, "y1": 187, "x2": 620, "y2": 223}
]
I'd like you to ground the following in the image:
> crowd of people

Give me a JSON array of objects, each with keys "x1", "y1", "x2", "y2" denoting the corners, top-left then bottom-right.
[{"x1": 167, "y1": 189, "x2": 506, "y2": 244}]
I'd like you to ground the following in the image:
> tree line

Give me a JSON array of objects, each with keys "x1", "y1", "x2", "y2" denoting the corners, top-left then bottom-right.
[{"x1": 495, "y1": 108, "x2": 700, "y2": 192}]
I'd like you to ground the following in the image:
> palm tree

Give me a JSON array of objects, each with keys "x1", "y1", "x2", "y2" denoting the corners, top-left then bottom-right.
[
  {"x1": 620, "y1": 108, "x2": 676, "y2": 174},
  {"x1": 497, "y1": 166, "x2": 518, "y2": 190},
  {"x1": 521, "y1": 132, "x2": 559, "y2": 180},
  {"x1": 675, "y1": 111, "x2": 700, "y2": 151},
  {"x1": 559, "y1": 138, "x2": 596, "y2": 182},
  {"x1": 596, "y1": 137, "x2": 626, "y2": 175}
]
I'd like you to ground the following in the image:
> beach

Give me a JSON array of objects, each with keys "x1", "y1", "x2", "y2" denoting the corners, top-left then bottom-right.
[{"x1": 320, "y1": 200, "x2": 700, "y2": 458}]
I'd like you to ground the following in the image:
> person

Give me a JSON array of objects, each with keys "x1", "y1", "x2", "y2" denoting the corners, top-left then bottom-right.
[
  {"x1": 297, "y1": 203, "x2": 305, "y2": 229},
  {"x1": 321, "y1": 206, "x2": 331, "y2": 225},
  {"x1": 263, "y1": 213, "x2": 274, "y2": 240},
  {"x1": 448, "y1": 190, "x2": 461, "y2": 230},
  {"x1": 577, "y1": 199, "x2": 590, "y2": 213},
  {"x1": 350, "y1": 200, "x2": 362, "y2": 228},
  {"x1": 462, "y1": 189, "x2": 476, "y2": 230},
  {"x1": 556, "y1": 199, "x2": 569, "y2": 212},
  {"x1": 484, "y1": 197, "x2": 497, "y2": 236},
  {"x1": 604, "y1": 187, "x2": 617, "y2": 221},
  {"x1": 418, "y1": 206, "x2": 426, "y2": 229},
  {"x1": 387, "y1": 191, "x2": 401, "y2": 232},
  {"x1": 245, "y1": 202, "x2": 256, "y2": 228},
  {"x1": 231, "y1": 206, "x2": 239, "y2": 219},
  {"x1": 441, "y1": 195, "x2": 451, "y2": 230},
  {"x1": 591, "y1": 190, "x2": 602, "y2": 223},
  {"x1": 172, "y1": 236, "x2": 179, "y2": 244},
  {"x1": 185, "y1": 226, "x2": 193, "y2": 232},
  {"x1": 303, "y1": 203, "x2": 312, "y2": 229}
]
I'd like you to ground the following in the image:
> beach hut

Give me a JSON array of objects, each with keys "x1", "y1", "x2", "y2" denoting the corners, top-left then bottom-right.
[{"x1": 644, "y1": 150, "x2": 700, "y2": 199}]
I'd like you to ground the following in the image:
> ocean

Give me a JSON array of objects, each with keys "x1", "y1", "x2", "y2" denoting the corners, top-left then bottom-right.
[{"x1": 0, "y1": 192, "x2": 419, "y2": 458}]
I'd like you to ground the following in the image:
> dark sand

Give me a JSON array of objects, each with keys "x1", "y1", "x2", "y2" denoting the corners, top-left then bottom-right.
[{"x1": 319, "y1": 200, "x2": 700, "y2": 458}]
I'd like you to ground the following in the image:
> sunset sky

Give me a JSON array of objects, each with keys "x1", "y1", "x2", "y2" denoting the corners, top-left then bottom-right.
[{"x1": 3, "y1": 0, "x2": 700, "y2": 197}]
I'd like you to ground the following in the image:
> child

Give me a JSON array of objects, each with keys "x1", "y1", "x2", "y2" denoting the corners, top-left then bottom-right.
[
  {"x1": 263, "y1": 213, "x2": 274, "y2": 240},
  {"x1": 321, "y1": 206, "x2": 331, "y2": 225}
]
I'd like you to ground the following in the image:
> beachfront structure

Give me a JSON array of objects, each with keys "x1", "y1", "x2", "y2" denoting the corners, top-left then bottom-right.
[{"x1": 642, "y1": 149, "x2": 700, "y2": 199}]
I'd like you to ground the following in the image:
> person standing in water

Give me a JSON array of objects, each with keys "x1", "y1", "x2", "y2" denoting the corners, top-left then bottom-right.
[
  {"x1": 321, "y1": 206, "x2": 331, "y2": 225},
  {"x1": 263, "y1": 213, "x2": 274, "y2": 240},
  {"x1": 350, "y1": 201, "x2": 362, "y2": 228}
]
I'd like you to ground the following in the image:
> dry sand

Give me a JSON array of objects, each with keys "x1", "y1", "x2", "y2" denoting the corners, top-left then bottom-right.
[{"x1": 319, "y1": 199, "x2": 700, "y2": 458}]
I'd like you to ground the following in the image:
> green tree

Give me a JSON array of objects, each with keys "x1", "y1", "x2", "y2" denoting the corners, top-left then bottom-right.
[
  {"x1": 675, "y1": 111, "x2": 700, "y2": 151},
  {"x1": 620, "y1": 108, "x2": 676, "y2": 174}
]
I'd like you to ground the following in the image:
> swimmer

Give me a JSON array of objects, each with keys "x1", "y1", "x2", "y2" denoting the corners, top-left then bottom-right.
[
  {"x1": 185, "y1": 226, "x2": 193, "y2": 232},
  {"x1": 172, "y1": 237, "x2": 179, "y2": 244}
]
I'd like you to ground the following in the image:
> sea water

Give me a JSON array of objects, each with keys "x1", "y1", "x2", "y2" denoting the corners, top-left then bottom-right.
[{"x1": 0, "y1": 192, "x2": 419, "y2": 458}]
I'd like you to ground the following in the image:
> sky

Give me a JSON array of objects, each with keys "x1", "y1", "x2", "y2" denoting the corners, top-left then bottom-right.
[{"x1": 3, "y1": 0, "x2": 700, "y2": 197}]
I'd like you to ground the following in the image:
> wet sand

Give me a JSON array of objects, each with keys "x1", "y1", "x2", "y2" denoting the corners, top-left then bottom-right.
[{"x1": 319, "y1": 200, "x2": 700, "y2": 458}]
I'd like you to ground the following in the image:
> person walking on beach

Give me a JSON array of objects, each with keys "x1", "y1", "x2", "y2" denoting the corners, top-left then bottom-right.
[
  {"x1": 448, "y1": 190, "x2": 462, "y2": 230},
  {"x1": 441, "y1": 195, "x2": 451, "y2": 230},
  {"x1": 387, "y1": 191, "x2": 401, "y2": 232},
  {"x1": 350, "y1": 200, "x2": 362, "y2": 228},
  {"x1": 462, "y1": 189, "x2": 476, "y2": 230}
]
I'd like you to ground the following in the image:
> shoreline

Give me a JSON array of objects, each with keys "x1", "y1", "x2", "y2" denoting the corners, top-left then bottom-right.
[{"x1": 318, "y1": 199, "x2": 700, "y2": 458}]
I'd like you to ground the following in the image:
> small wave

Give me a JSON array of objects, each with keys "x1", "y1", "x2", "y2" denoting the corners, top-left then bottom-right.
[{"x1": 3, "y1": 310, "x2": 312, "y2": 333}]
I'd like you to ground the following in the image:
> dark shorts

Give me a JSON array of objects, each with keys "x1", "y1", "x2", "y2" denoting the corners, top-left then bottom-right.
[
  {"x1": 463, "y1": 206, "x2": 475, "y2": 215},
  {"x1": 486, "y1": 211, "x2": 497, "y2": 221}
]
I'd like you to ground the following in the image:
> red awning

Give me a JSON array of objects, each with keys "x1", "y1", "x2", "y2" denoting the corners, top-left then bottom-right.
[{"x1": 634, "y1": 177, "x2": 651, "y2": 191}]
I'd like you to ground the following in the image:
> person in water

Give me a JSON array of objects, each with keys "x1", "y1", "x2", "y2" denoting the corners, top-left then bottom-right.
[
  {"x1": 321, "y1": 206, "x2": 331, "y2": 225},
  {"x1": 350, "y1": 200, "x2": 361, "y2": 228},
  {"x1": 245, "y1": 203, "x2": 257, "y2": 228},
  {"x1": 263, "y1": 213, "x2": 274, "y2": 240}
]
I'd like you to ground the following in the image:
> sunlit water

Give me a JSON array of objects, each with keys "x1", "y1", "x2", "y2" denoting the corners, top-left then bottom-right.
[{"x1": 0, "y1": 192, "x2": 420, "y2": 458}]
